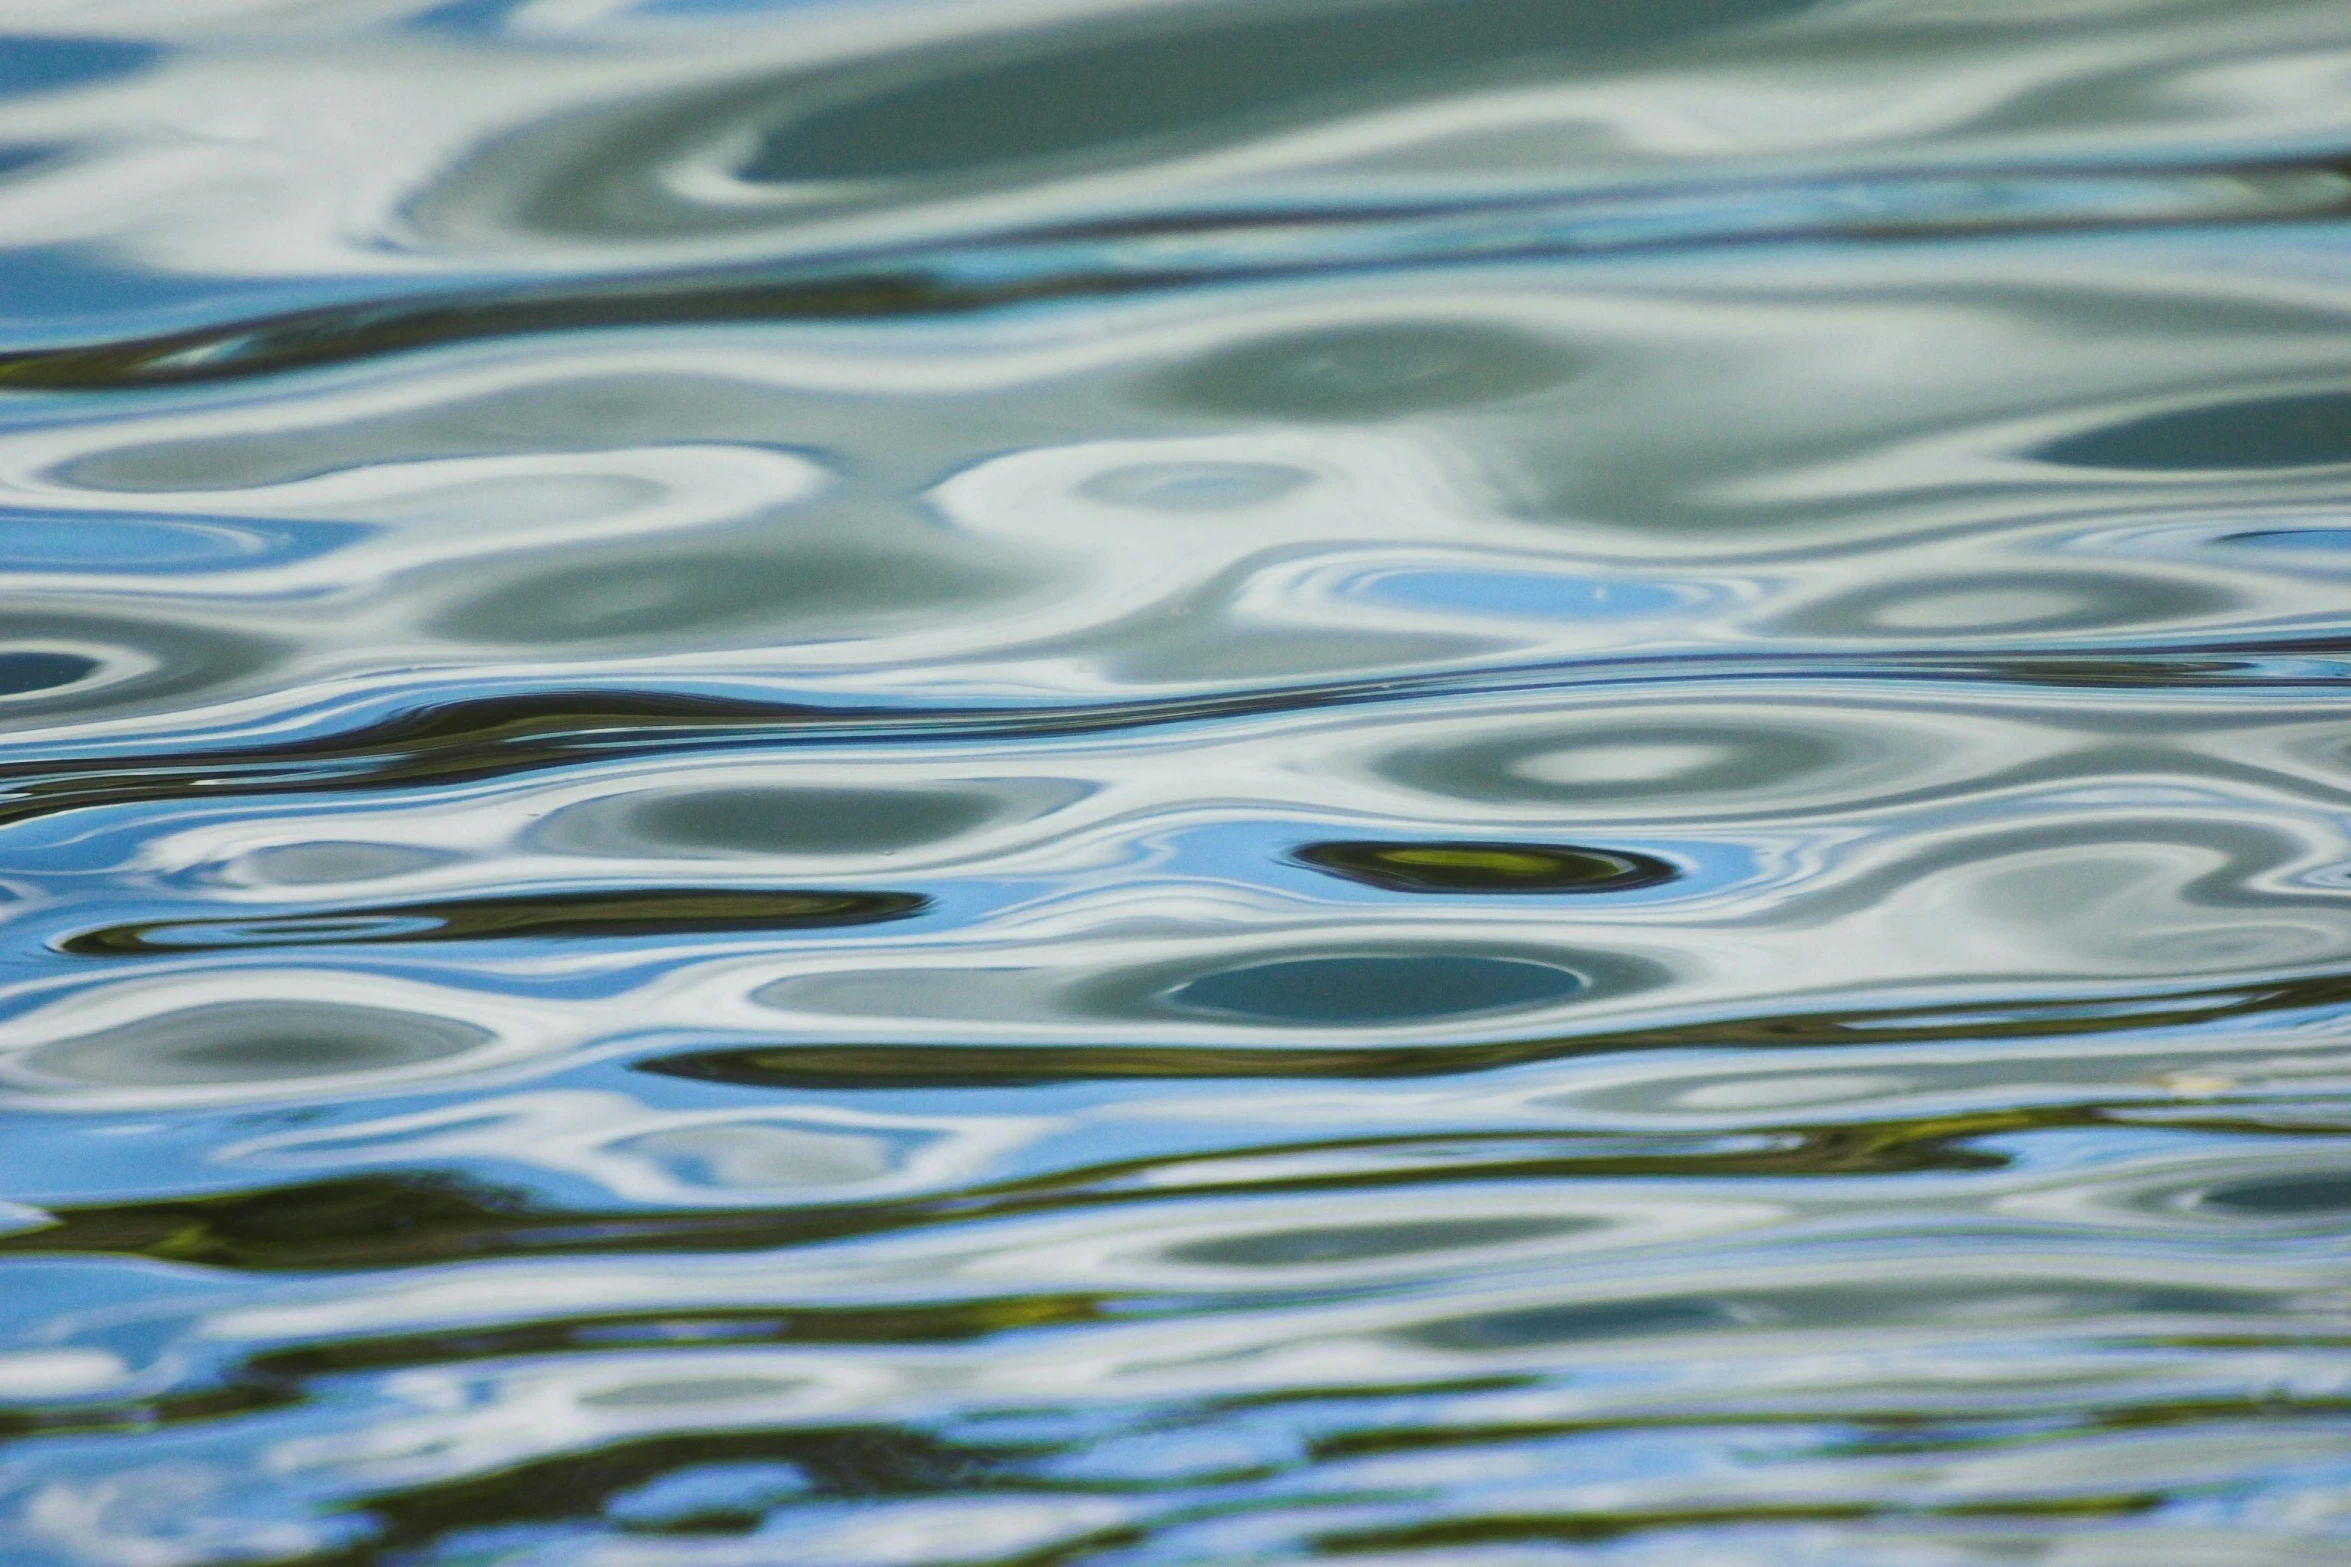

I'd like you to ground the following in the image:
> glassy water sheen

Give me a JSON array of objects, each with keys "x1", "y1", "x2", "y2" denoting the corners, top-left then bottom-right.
[{"x1": 12, "y1": 0, "x2": 2351, "y2": 1561}]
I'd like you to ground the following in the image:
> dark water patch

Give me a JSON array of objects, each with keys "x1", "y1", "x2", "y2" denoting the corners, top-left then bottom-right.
[
  {"x1": 1315, "y1": 1494, "x2": 2164, "y2": 1551},
  {"x1": 13, "y1": 1001, "x2": 491, "y2": 1089},
  {"x1": 0, "y1": 1174, "x2": 890, "y2": 1271},
  {"x1": 1166, "y1": 954, "x2": 1588, "y2": 1025},
  {"x1": 0, "y1": 649, "x2": 99, "y2": 697},
  {"x1": 735, "y1": 0, "x2": 1823, "y2": 186},
  {"x1": 2039, "y1": 390, "x2": 2351, "y2": 471},
  {"x1": 1293, "y1": 839, "x2": 1679, "y2": 894},
  {"x1": 0, "y1": 689, "x2": 862, "y2": 829},
  {"x1": 0, "y1": 1107, "x2": 2120, "y2": 1272},
  {"x1": 0, "y1": 1378, "x2": 300, "y2": 1442},
  {"x1": 353, "y1": 1426, "x2": 1002, "y2": 1556},
  {"x1": 249, "y1": 1298, "x2": 1117, "y2": 1382},
  {"x1": 0, "y1": 143, "x2": 54, "y2": 180},
  {"x1": 0, "y1": 36, "x2": 159, "y2": 99},
  {"x1": 0, "y1": 612, "x2": 276, "y2": 725},
  {"x1": 60, "y1": 888, "x2": 927, "y2": 953},
  {"x1": 0, "y1": 1168, "x2": 1237, "y2": 1273},
  {"x1": 410, "y1": 0, "x2": 1830, "y2": 254},
  {"x1": 2196, "y1": 1171, "x2": 2351, "y2": 1215},
  {"x1": 535, "y1": 784, "x2": 1015, "y2": 858}
]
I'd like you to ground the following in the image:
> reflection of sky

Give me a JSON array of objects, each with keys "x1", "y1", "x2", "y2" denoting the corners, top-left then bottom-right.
[
  {"x1": 1347, "y1": 566, "x2": 1704, "y2": 623},
  {"x1": 0, "y1": 512, "x2": 366, "y2": 574},
  {"x1": 2225, "y1": 527, "x2": 2351, "y2": 557},
  {"x1": 0, "y1": 38, "x2": 159, "y2": 101},
  {"x1": 0, "y1": 246, "x2": 515, "y2": 354}
]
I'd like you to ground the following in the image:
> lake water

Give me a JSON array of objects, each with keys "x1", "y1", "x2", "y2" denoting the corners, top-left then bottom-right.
[{"x1": 4, "y1": 1, "x2": 2351, "y2": 1562}]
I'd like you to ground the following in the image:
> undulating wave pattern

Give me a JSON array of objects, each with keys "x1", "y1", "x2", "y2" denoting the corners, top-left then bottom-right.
[{"x1": 8, "y1": 1, "x2": 2351, "y2": 1564}]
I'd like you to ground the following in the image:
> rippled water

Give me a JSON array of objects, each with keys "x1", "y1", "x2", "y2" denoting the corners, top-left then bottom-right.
[{"x1": 5, "y1": 1, "x2": 2351, "y2": 1562}]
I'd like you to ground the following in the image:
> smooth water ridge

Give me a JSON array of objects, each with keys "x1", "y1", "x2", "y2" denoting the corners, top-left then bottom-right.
[{"x1": 7, "y1": 1, "x2": 2351, "y2": 1562}]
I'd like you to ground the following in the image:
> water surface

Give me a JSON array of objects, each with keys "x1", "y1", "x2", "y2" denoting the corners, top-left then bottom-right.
[{"x1": 4, "y1": 1, "x2": 2351, "y2": 1563}]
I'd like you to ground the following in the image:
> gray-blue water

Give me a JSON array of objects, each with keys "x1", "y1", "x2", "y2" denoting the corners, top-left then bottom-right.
[{"x1": 5, "y1": 1, "x2": 2351, "y2": 1562}]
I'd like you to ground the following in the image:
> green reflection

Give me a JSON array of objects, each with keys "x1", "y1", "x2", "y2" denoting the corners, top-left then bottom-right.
[
  {"x1": 1294, "y1": 839, "x2": 1677, "y2": 893},
  {"x1": 61, "y1": 888, "x2": 927, "y2": 954}
]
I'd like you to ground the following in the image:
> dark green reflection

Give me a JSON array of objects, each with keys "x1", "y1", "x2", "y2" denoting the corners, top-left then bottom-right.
[
  {"x1": 643, "y1": 967, "x2": 2351, "y2": 1087},
  {"x1": 2038, "y1": 390, "x2": 2351, "y2": 470},
  {"x1": 355, "y1": 1426, "x2": 997, "y2": 1555},
  {"x1": 2199, "y1": 1172, "x2": 2351, "y2": 1215},
  {"x1": 1294, "y1": 840, "x2": 1678, "y2": 894},
  {"x1": 1168, "y1": 954, "x2": 1584, "y2": 1024},
  {"x1": 252, "y1": 1297, "x2": 1114, "y2": 1381},
  {"x1": 0, "y1": 690, "x2": 840, "y2": 829},
  {"x1": 744, "y1": 0, "x2": 1822, "y2": 184},
  {"x1": 0, "y1": 1174, "x2": 890, "y2": 1271},
  {"x1": 62, "y1": 888, "x2": 926, "y2": 953},
  {"x1": 1316, "y1": 1493, "x2": 2162, "y2": 1552},
  {"x1": 628, "y1": 787, "x2": 985, "y2": 855},
  {"x1": 540, "y1": 785, "x2": 1001, "y2": 858},
  {"x1": 3, "y1": 1101, "x2": 2320, "y2": 1274}
]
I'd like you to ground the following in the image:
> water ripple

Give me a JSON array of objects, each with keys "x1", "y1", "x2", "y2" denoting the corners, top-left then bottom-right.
[{"x1": 8, "y1": 3, "x2": 2351, "y2": 1565}]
